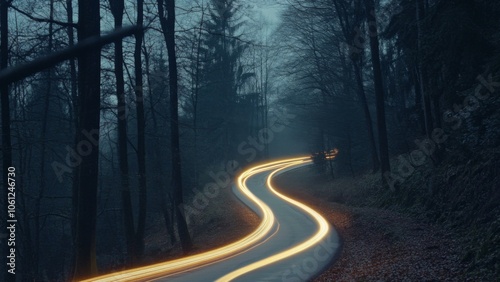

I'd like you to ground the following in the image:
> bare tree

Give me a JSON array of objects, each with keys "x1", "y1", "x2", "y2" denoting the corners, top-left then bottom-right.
[
  {"x1": 187, "y1": 3, "x2": 206, "y2": 184},
  {"x1": 158, "y1": 0, "x2": 193, "y2": 253},
  {"x1": 34, "y1": 0, "x2": 55, "y2": 277},
  {"x1": 415, "y1": 0, "x2": 433, "y2": 139},
  {"x1": 72, "y1": 0, "x2": 100, "y2": 279},
  {"x1": 330, "y1": 0, "x2": 381, "y2": 172},
  {"x1": 134, "y1": 0, "x2": 147, "y2": 259},
  {"x1": 365, "y1": 0, "x2": 390, "y2": 177},
  {"x1": 109, "y1": 0, "x2": 136, "y2": 263},
  {"x1": 67, "y1": 0, "x2": 80, "y2": 254}
]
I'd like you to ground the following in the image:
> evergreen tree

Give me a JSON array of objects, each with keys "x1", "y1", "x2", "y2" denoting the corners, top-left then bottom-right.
[{"x1": 198, "y1": 0, "x2": 247, "y2": 159}]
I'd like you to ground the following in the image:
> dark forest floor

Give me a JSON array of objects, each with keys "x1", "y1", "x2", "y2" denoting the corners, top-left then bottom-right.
[
  {"x1": 273, "y1": 161, "x2": 499, "y2": 281},
  {"x1": 274, "y1": 167, "x2": 467, "y2": 281}
]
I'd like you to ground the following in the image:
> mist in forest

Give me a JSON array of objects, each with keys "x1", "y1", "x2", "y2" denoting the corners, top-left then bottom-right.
[{"x1": 1, "y1": 0, "x2": 499, "y2": 281}]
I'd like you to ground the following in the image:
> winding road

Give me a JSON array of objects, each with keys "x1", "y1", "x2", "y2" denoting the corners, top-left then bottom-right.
[{"x1": 82, "y1": 157, "x2": 340, "y2": 282}]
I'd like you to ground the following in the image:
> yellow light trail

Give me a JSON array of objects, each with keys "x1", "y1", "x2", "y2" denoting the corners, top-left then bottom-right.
[
  {"x1": 215, "y1": 160, "x2": 330, "y2": 282},
  {"x1": 80, "y1": 156, "x2": 312, "y2": 282}
]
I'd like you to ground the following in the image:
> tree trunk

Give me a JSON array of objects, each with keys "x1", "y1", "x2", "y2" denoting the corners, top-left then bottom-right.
[
  {"x1": 158, "y1": 0, "x2": 193, "y2": 253},
  {"x1": 431, "y1": 79, "x2": 441, "y2": 129},
  {"x1": 352, "y1": 59, "x2": 380, "y2": 172},
  {"x1": 34, "y1": 1, "x2": 54, "y2": 277},
  {"x1": 143, "y1": 45, "x2": 177, "y2": 244},
  {"x1": 143, "y1": 45, "x2": 157, "y2": 129},
  {"x1": 134, "y1": 0, "x2": 147, "y2": 259},
  {"x1": 66, "y1": 0, "x2": 80, "y2": 255},
  {"x1": 346, "y1": 126, "x2": 355, "y2": 177},
  {"x1": 331, "y1": 0, "x2": 380, "y2": 173},
  {"x1": 416, "y1": 0, "x2": 433, "y2": 138},
  {"x1": 110, "y1": 0, "x2": 136, "y2": 263},
  {"x1": 72, "y1": 0, "x2": 100, "y2": 279},
  {"x1": 412, "y1": 65, "x2": 425, "y2": 134},
  {"x1": 365, "y1": 0, "x2": 391, "y2": 177},
  {"x1": 191, "y1": 7, "x2": 204, "y2": 185}
]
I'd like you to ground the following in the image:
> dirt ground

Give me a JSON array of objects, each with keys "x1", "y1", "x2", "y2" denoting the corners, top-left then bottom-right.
[{"x1": 273, "y1": 167, "x2": 467, "y2": 281}]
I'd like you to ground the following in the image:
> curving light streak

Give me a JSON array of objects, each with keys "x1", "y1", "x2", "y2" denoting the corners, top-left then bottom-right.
[
  {"x1": 215, "y1": 160, "x2": 330, "y2": 282},
  {"x1": 80, "y1": 156, "x2": 311, "y2": 282}
]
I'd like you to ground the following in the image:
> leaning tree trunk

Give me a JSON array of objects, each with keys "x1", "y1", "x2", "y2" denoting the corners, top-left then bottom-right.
[
  {"x1": 72, "y1": 0, "x2": 101, "y2": 279},
  {"x1": 365, "y1": 0, "x2": 391, "y2": 178},
  {"x1": 158, "y1": 0, "x2": 193, "y2": 253}
]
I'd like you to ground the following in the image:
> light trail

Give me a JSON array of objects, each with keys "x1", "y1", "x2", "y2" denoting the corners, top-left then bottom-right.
[
  {"x1": 215, "y1": 161, "x2": 330, "y2": 282},
  {"x1": 80, "y1": 156, "x2": 312, "y2": 282}
]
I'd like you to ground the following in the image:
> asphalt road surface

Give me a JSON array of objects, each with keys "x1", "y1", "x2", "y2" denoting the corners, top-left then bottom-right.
[{"x1": 84, "y1": 157, "x2": 340, "y2": 282}]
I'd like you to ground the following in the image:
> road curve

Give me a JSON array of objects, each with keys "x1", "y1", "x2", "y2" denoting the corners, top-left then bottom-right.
[{"x1": 81, "y1": 157, "x2": 340, "y2": 282}]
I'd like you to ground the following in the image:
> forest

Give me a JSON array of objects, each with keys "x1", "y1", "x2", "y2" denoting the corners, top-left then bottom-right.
[{"x1": 0, "y1": 0, "x2": 499, "y2": 281}]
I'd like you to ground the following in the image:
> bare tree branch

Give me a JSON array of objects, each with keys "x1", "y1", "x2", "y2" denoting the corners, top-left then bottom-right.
[
  {"x1": 10, "y1": 5, "x2": 78, "y2": 29},
  {"x1": 0, "y1": 26, "x2": 141, "y2": 84}
]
